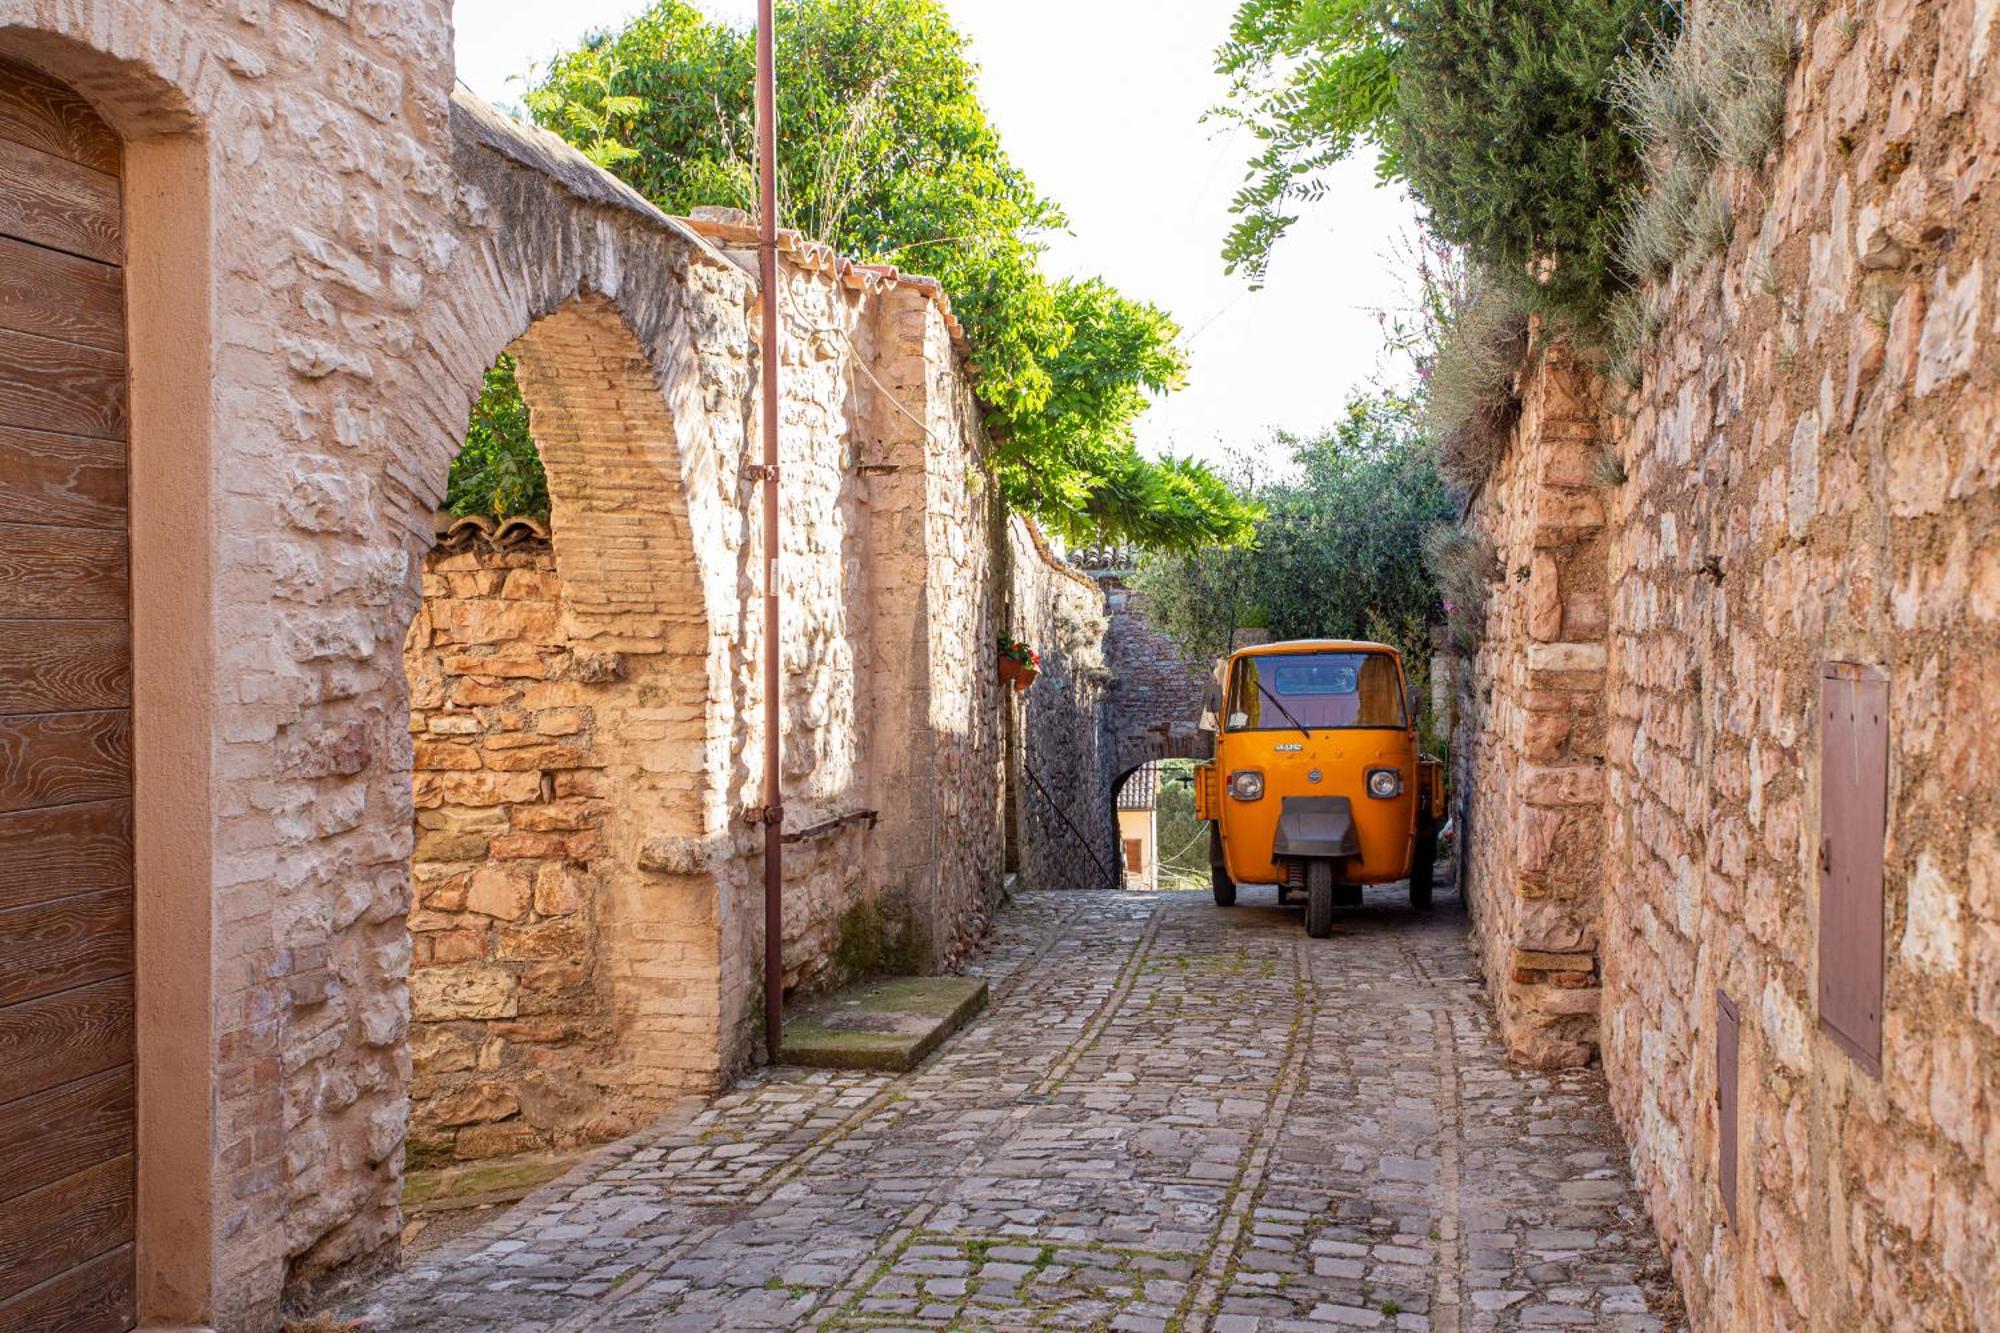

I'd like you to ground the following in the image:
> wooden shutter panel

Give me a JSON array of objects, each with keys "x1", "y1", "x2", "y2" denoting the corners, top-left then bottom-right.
[{"x1": 1817, "y1": 662, "x2": 1888, "y2": 1076}]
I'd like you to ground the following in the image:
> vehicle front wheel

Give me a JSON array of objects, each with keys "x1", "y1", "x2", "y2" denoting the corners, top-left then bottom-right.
[
  {"x1": 1305, "y1": 859, "x2": 1335, "y2": 938},
  {"x1": 1409, "y1": 819, "x2": 1436, "y2": 911},
  {"x1": 1210, "y1": 826, "x2": 1236, "y2": 907}
]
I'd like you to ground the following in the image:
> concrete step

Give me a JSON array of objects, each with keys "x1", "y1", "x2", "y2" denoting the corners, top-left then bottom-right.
[{"x1": 778, "y1": 975, "x2": 989, "y2": 1072}]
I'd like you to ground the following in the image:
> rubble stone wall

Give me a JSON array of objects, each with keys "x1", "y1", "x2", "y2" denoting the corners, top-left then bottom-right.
[
  {"x1": 1456, "y1": 1, "x2": 2000, "y2": 1325},
  {"x1": 1006, "y1": 518, "x2": 1119, "y2": 891},
  {"x1": 404, "y1": 536, "x2": 632, "y2": 1162},
  {"x1": 1453, "y1": 349, "x2": 1614, "y2": 1069}
]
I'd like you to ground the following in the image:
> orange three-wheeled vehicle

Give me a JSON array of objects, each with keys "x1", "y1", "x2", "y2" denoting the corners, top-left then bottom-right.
[{"x1": 1193, "y1": 639, "x2": 1444, "y2": 937}]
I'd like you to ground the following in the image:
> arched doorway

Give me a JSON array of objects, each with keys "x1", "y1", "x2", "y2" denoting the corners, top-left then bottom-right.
[{"x1": 0, "y1": 52, "x2": 138, "y2": 1330}]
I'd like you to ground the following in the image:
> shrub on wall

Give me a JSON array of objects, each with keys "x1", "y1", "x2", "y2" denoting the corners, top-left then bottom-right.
[
  {"x1": 1606, "y1": 0, "x2": 1796, "y2": 379},
  {"x1": 1423, "y1": 270, "x2": 1531, "y2": 488},
  {"x1": 1389, "y1": 0, "x2": 1665, "y2": 326},
  {"x1": 1422, "y1": 524, "x2": 1496, "y2": 652}
]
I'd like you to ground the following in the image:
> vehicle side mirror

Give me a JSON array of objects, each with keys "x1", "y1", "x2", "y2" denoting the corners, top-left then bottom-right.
[
  {"x1": 1198, "y1": 676, "x2": 1224, "y2": 733},
  {"x1": 1406, "y1": 683, "x2": 1421, "y2": 727}
]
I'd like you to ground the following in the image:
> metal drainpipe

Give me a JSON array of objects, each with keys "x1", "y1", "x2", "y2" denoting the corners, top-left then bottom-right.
[{"x1": 756, "y1": 0, "x2": 784, "y2": 1065}]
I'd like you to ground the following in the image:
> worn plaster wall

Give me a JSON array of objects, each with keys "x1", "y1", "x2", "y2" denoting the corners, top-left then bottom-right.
[
  {"x1": 1455, "y1": 1, "x2": 2000, "y2": 1325},
  {"x1": 1006, "y1": 518, "x2": 1119, "y2": 891}
]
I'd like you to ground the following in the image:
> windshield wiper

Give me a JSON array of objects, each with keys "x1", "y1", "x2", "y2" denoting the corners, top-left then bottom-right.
[{"x1": 1255, "y1": 680, "x2": 1313, "y2": 738}]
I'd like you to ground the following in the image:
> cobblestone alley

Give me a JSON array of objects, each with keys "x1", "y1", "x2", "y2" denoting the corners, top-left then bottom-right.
[{"x1": 346, "y1": 890, "x2": 1681, "y2": 1331}]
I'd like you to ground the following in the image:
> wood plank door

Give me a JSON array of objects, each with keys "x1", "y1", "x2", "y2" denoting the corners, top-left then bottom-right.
[{"x1": 0, "y1": 53, "x2": 138, "y2": 1333}]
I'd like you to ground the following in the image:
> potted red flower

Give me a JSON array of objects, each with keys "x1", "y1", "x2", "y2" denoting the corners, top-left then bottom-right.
[{"x1": 997, "y1": 633, "x2": 1040, "y2": 690}]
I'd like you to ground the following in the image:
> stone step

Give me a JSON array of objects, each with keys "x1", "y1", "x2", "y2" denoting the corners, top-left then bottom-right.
[{"x1": 778, "y1": 976, "x2": 989, "y2": 1072}]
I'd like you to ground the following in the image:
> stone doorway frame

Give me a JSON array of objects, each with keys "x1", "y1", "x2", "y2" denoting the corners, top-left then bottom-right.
[{"x1": 0, "y1": 22, "x2": 220, "y2": 1326}]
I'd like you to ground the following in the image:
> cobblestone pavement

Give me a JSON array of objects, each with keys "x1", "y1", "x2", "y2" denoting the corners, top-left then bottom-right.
[{"x1": 347, "y1": 889, "x2": 1682, "y2": 1331}]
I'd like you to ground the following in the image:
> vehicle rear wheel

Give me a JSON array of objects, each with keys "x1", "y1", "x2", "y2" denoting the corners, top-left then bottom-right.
[
  {"x1": 1305, "y1": 859, "x2": 1335, "y2": 938},
  {"x1": 1210, "y1": 826, "x2": 1236, "y2": 907},
  {"x1": 1410, "y1": 819, "x2": 1436, "y2": 911}
]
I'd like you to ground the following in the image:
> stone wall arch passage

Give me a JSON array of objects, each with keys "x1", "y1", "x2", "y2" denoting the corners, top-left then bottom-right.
[{"x1": 405, "y1": 297, "x2": 728, "y2": 1172}]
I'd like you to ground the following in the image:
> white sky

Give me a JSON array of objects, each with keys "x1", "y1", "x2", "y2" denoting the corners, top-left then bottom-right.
[{"x1": 452, "y1": 0, "x2": 1422, "y2": 466}]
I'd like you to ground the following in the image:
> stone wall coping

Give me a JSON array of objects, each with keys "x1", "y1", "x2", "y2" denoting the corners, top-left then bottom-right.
[
  {"x1": 1012, "y1": 514, "x2": 1102, "y2": 596},
  {"x1": 449, "y1": 90, "x2": 729, "y2": 268},
  {"x1": 681, "y1": 211, "x2": 971, "y2": 356}
]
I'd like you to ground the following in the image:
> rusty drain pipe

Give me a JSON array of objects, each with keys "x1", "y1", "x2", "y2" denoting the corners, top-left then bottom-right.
[{"x1": 756, "y1": 0, "x2": 785, "y2": 1065}]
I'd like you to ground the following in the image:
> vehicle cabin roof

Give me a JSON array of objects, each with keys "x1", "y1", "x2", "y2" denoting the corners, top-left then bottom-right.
[{"x1": 1227, "y1": 639, "x2": 1400, "y2": 663}]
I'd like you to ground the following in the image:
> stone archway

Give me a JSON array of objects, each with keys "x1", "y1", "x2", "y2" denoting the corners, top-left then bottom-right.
[{"x1": 402, "y1": 295, "x2": 723, "y2": 1174}]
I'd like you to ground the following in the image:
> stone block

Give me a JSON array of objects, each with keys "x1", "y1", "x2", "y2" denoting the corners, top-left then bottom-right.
[
  {"x1": 1525, "y1": 642, "x2": 1606, "y2": 674},
  {"x1": 427, "y1": 1080, "x2": 521, "y2": 1126},
  {"x1": 533, "y1": 864, "x2": 588, "y2": 916},
  {"x1": 452, "y1": 1123, "x2": 545, "y2": 1160},
  {"x1": 411, "y1": 968, "x2": 519, "y2": 1022},
  {"x1": 1521, "y1": 765, "x2": 1606, "y2": 808},
  {"x1": 466, "y1": 865, "x2": 532, "y2": 921},
  {"x1": 496, "y1": 917, "x2": 587, "y2": 963},
  {"x1": 1528, "y1": 553, "x2": 1562, "y2": 642}
]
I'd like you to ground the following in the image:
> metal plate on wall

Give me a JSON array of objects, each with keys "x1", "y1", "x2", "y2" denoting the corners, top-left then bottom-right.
[
  {"x1": 1817, "y1": 662, "x2": 1888, "y2": 1077},
  {"x1": 1716, "y1": 989, "x2": 1741, "y2": 1228}
]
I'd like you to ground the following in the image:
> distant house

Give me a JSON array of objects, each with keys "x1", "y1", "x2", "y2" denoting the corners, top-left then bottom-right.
[{"x1": 1117, "y1": 761, "x2": 1160, "y2": 891}]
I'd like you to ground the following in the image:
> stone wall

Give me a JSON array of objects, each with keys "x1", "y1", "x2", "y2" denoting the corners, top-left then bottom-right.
[
  {"x1": 1452, "y1": 347, "x2": 1613, "y2": 1068},
  {"x1": 0, "y1": 4, "x2": 1033, "y2": 1322},
  {"x1": 1454, "y1": 0, "x2": 2000, "y2": 1325},
  {"x1": 1100, "y1": 573, "x2": 1212, "y2": 782},
  {"x1": 1006, "y1": 518, "x2": 1119, "y2": 891},
  {"x1": 403, "y1": 531, "x2": 637, "y2": 1163}
]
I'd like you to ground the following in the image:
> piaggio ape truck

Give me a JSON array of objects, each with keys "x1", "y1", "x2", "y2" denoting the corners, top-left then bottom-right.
[{"x1": 1193, "y1": 639, "x2": 1443, "y2": 937}]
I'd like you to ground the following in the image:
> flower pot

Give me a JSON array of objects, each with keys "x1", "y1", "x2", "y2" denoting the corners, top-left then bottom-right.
[
  {"x1": 998, "y1": 656, "x2": 1022, "y2": 685},
  {"x1": 1014, "y1": 666, "x2": 1038, "y2": 691}
]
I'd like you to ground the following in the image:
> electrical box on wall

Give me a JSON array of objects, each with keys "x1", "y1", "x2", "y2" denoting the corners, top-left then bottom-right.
[{"x1": 1817, "y1": 662, "x2": 1889, "y2": 1077}]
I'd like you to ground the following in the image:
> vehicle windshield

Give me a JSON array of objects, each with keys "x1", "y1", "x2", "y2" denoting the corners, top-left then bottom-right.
[{"x1": 1226, "y1": 652, "x2": 1405, "y2": 731}]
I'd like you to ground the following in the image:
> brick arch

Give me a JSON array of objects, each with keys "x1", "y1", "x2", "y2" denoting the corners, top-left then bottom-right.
[{"x1": 401, "y1": 287, "x2": 744, "y2": 1170}]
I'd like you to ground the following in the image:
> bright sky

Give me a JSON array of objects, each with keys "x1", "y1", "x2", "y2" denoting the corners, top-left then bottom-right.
[{"x1": 452, "y1": 0, "x2": 1423, "y2": 467}]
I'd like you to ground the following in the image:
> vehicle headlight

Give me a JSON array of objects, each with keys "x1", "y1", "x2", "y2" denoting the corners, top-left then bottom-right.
[
  {"x1": 1228, "y1": 769, "x2": 1265, "y2": 801},
  {"x1": 1366, "y1": 767, "x2": 1404, "y2": 799}
]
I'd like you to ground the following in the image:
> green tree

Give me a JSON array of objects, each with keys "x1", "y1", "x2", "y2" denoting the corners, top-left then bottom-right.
[
  {"x1": 1133, "y1": 392, "x2": 1455, "y2": 673},
  {"x1": 508, "y1": 0, "x2": 1254, "y2": 551},
  {"x1": 1212, "y1": 0, "x2": 1405, "y2": 287},
  {"x1": 1151, "y1": 761, "x2": 1211, "y2": 890},
  {"x1": 1215, "y1": 0, "x2": 1664, "y2": 325},
  {"x1": 445, "y1": 354, "x2": 548, "y2": 521}
]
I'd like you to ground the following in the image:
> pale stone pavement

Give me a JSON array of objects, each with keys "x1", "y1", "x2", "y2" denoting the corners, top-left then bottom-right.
[{"x1": 346, "y1": 888, "x2": 1682, "y2": 1331}]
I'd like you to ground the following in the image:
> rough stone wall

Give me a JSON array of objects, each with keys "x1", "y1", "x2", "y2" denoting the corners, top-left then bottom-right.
[
  {"x1": 1100, "y1": 573, "x2": 1212, "y2": 782},
  {"x1": 1006, "y1": 518, "x2": 1118, "y2": 890},
  {"x1": 403, "y1": 535, "x2": 642, "y2": 1163},
  {"x1": 1455, "y1": 1, "x2": 2000, "y2": 1326},
  {"x1": 0, "y1": 3, "x2": 1020, "y2": 1320},
  {"x1": 1453, "y1": 348, "x2": 1613, "y2": 1068}
]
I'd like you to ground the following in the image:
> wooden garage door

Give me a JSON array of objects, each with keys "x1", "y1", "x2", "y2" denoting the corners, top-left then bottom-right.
[{"x1": 0, "y1": 54, "x2": 138, "y2": 1333}]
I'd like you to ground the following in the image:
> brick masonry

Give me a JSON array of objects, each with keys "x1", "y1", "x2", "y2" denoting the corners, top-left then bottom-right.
[
  {"x1": 1100, "y1": 572, "x2": 1213, "y2": 782},
  {"x1": 1453, "y1": 1, "x2": 2000, "y2": 1326}
]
